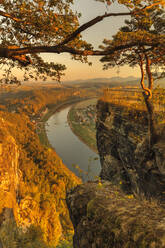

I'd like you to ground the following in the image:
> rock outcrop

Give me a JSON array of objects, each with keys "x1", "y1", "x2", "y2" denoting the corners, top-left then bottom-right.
[
  {"x1": 67, "y1": 181, "x2": 165, "y2": 248},
  {"x1": 96, "y1": 100, "x2": 165, "y2": 200},
  {"x1": 0, "y1": 118, "x2": 20, "y2": 215},
  {"x1": 67, "y1": 99, "x2": 165, "y2": 248},
  {"x1": 0, "y1": 113, "x2": 80, "y2": 246}
]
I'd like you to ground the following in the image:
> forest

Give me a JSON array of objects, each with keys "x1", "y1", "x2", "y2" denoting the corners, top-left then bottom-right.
[{"x1": 0, "y1": 85, "x2": 85, "y2": 247}]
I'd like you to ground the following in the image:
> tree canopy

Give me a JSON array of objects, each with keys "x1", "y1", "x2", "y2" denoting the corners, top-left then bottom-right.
[
  {"x1": 100, "y1": 3, "x2": 165, "y2": 83},
  {"x1": 99, "y1": 1, "x2": 164, "y2": 146},
  {"x1": 0, "y1": 0, "x2": 164, "y2": 84}
]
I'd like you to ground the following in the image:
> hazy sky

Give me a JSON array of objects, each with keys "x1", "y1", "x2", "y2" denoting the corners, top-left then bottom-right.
[
  {"x1": 41, "y1": 0, "x2": 141, "y2": 82},
  {"x1": 9, "y1": 0, "x2": 141, "y2": 82}
]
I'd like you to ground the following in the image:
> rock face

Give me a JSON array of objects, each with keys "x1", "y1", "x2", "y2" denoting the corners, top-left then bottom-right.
[
  {"x1": 67, "y1": 181, "x2": 165, "y2": 248},
  {"x1": 67, "y1": 99, "x2": 165, "y2": 248},
  {"x1": 0, "y1": 87, "x2": 83, "y2": 246},
  {"x1": 96, "y1": 100, "x2": 165, "y2": 200},
  {"x1": 0, "y1": 114, "x2": 80, "y2": 246},
  {"x1": 0, "y1": 118, "x2": 19, "y2": 214}
]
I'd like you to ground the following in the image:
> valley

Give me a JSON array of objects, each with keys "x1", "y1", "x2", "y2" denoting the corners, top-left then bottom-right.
[
  {"x1": 0, "y1": 82, "x2": 164, "y2": 248},
  {"x1": 0, "y1": 83, "x2": 100, "y2": 247}
]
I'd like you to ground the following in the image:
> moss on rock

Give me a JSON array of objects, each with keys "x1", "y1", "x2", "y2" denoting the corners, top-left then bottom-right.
[{"x1": 67, "y1": 181, "x2": 165, "y2": 248}]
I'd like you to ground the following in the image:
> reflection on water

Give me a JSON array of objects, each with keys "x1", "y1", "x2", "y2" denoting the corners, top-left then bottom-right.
[{"x1": 46, "y1": 106, "x2": 101, "y2": 181}]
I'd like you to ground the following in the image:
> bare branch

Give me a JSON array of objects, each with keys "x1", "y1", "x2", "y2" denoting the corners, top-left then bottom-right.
[
  {"x1": 60, "y1": 12, "x2": 131, "y2": 46},
  {"x1": 0, "y1": 2, "x2": 163, "y2": 48},
  {"x1": 0, "y1": 9, "x2": 131, "y2": 43},
  {"x1": 0, "y1": 41, "x2": 159, "y2": 66},
  {"x1": 5, "y1": 42, "x2": 159, "y2": 57},
  {"x1": 0, "y1": 10, "x2": 23, "y2": 23}
]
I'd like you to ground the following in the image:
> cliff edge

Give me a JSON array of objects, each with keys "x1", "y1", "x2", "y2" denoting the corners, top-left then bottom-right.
[
  {"x1": 96, "y1": 100, "x2": 165, "y2": 200},
  {"x1": 67, "y1": 99, "x2": 165, "y2": 248}
]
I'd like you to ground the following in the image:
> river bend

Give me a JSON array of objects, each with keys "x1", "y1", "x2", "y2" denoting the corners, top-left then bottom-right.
[{"x1": 46, "y1": 105, "x2": 101, "y2": 181}]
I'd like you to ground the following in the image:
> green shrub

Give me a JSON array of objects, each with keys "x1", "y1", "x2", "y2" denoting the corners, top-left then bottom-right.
[{"x1": 0, "y1": 219, "x2": 54, "y2": 248}]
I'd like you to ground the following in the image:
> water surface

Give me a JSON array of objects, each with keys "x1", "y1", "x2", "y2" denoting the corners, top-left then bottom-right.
[{"x1": 46, "y1": 106, "x2": 101, "y2": 181}]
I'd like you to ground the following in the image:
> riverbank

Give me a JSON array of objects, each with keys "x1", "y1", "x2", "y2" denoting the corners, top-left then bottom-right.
[{"x1": 67, "y1": 98, "x2": 98, "y2": 154}]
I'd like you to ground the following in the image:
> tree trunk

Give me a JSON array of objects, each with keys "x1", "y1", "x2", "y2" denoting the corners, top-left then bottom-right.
[
  {"x1": 145, "y1": 54, "x2": 153, "y2": 90},
  {"x1": 145, "y1": 54, "x2": 157, "y2": 146},
  {"x1": 142, "y1": 93, "x2": 157, "y2": 146},
  {"x1": 139, "y1": 55, "x2": 157, "y2": 147}
]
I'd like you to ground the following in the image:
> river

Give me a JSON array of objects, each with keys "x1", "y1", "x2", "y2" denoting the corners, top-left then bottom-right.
[{"x1": 45, "y1": 105, "x2": 101, "y2": 181}]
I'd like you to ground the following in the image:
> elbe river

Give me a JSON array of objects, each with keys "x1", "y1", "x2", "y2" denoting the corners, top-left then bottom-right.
[{"x1": 46, "y1": 105, "x2": 101, "y2": 181}]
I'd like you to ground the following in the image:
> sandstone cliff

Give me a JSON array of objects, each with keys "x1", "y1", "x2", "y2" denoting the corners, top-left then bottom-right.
[
  {"x1": 0, "y1": 117, "x2": 19, "y2": 216},
  {"x1": 96, "y1": 100, "x2": 165, "y2": 200},
  {"x1": 0, "y1": 113, "x2": 80, "y2": 247},
  {"x1": 67, "y1": 99, "x2": 165, "y2": 248},
  {"x1": 0, "y1": 87, "x2": 82, "y2": 247}
]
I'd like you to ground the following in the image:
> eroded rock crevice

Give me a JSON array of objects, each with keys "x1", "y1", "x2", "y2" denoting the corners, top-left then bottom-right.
[{"x1": 96, "y1": 100, "x2": 165, "y2": 200}]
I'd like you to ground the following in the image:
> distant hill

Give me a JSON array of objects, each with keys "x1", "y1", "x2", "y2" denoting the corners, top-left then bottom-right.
[
  {"x1": 64, "y1": 76, "x2": 139, "y2": 85},
  {"x1": 64, "y1": 76, "x2": 165, "y2": 88},
  {"x1": 27, "y1": 76, "x2": 164, "y2": 89},
  {"x1": 63, "y1": 76, "x2": 140, "y2": 89}
]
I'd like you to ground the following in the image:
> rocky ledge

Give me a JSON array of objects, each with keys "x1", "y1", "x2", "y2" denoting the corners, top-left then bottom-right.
[{"x1": 67, "y1": 181, "x2": 165, "y2": 248}]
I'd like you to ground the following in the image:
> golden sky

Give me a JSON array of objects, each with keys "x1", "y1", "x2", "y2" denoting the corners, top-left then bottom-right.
[
  {"x1": 42, "y1": 0, "x2": 141, "y2": 82},
  {"x1": 1, "y1": 0, "x2": 141, "y2": 83},
  {"x1": 42, "y1": 53, "x2": 140, "y2": 82}
]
